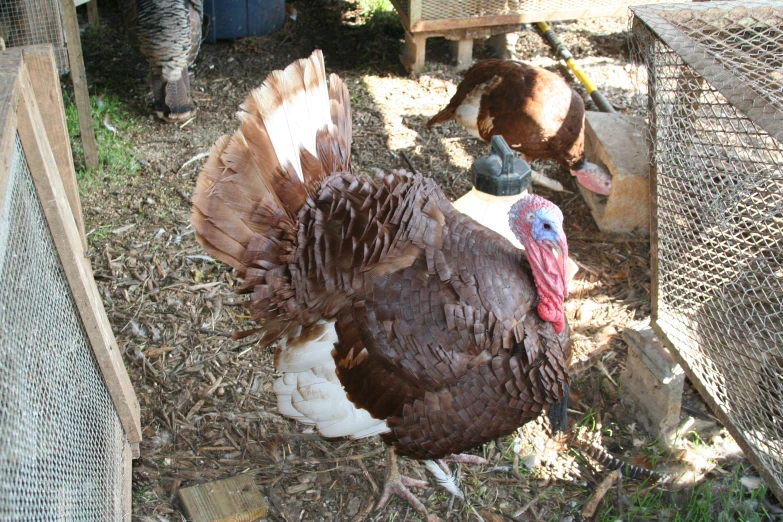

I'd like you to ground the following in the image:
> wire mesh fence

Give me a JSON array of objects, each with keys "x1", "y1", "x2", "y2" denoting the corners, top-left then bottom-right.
[
  {"x1": 0, "y1": 135, "x2": 129, "y2": 520},
  {"x1": 631, "y1": 0, "x2": 783, "y2": 502},
  {"x1": 397, "y1": 0, "x2": 689, "y2": 24},
  {"x1": 0, "y1": 0, "x2": 68, "y2": 74}
]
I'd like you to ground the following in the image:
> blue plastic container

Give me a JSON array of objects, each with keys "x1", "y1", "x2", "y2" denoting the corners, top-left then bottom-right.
[{"x1": 203, "y1": 0, "x2": 286, "y2": 43}]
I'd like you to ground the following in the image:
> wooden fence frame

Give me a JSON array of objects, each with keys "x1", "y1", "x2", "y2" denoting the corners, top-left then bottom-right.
[{"x1": 0, "y1": 45, "x2": 140, "y2": 519}]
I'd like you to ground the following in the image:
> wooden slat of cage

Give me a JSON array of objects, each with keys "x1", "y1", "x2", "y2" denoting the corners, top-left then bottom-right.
[
  {"x1": 0, "y1": 44, "x2": 141, "y2": 461},
  {"x1": 391, "y1": 0, "x2": 688, "y2": 33},
  {"x1": 22, "y1": 44, "x2": 86, "y2": 250},
  {"x1": 633, "y1": 2, "x2": 783, "y2": 505},
  {"x1": 61, "y1": 0, "x2": 99, "y2": 170}
]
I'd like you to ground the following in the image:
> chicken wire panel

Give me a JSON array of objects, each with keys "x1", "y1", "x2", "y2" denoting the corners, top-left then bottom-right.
[
  {"x1": 417, "y1": 0, "x2": 686, "y2": 23},
  {"x1": 631, "y1": 1, "x2": 783, "y2": 499},
  {"x1": 0, "y1": 135, "x2": 128, "y2": 521},
  {"x1": 0, "y1": 0, "x2": 68, "y2": 74}
]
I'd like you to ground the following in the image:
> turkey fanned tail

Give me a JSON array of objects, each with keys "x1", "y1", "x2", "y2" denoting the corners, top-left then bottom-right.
[{"x1": 191, "y1": 50, "x2": 379, "y2": 439}]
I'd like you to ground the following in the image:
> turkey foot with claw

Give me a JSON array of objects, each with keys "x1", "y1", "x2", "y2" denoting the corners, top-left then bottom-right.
[{"x1": 376, "y1": 448, "x2": 431, "y2": 518}]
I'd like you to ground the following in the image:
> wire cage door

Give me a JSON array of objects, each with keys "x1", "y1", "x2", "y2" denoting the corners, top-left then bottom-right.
[
  {"x1": 631, "y1": 0, "x2": 783, "y2": 502},
  {"x1": 0, "y1": 47, "x2": 141, "y2": 520}
]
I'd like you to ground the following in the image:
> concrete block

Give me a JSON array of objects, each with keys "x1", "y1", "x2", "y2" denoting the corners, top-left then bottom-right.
[
  {"x1": 401, "y1": 31, "x2": 427, "y2": 74},
  {"x1": 581, "y1": 111, "x2": 651, "y2": 235},
  {"x1": 448, "y1": 39, "x2": 474, "y2": 71},
  {"x1": 620, "y1": 321, "x2": 685, "y2": 441},
  {"x1": 488, "y1": 32, "x2": 519, "y2": 60}
]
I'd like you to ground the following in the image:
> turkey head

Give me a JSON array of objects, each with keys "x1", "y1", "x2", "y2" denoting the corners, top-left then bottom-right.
[{"x1": 509, "y1": 194, "x2": 569, "y2": 333}]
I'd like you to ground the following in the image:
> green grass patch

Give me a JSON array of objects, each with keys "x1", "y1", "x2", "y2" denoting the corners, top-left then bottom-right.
[
  {"x1": 594, "y1": 465, "x2": 774, "y2": 522},
  {"x1": 355, "y1": 0, "x2": 398, "y2": 25},
  {"x1": 64, "y1": 91, "x2": 141, "y2": 193}
]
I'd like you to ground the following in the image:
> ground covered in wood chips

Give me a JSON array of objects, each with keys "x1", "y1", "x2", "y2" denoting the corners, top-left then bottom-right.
[{"x1": 70, "y1": 1, "x2": 782, "y2": 521}]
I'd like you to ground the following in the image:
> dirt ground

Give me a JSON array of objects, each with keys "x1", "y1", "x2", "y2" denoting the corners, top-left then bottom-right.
[{"x1": 72, "y1": 1, "x2": 780, "y2": 521}]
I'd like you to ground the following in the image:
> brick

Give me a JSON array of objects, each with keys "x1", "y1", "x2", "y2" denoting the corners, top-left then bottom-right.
[{"x1": 581, "y1": 111, "x2": 650, "y2": 234}]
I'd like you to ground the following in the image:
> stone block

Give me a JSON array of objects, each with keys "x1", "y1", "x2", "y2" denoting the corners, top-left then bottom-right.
[
  {"x1": 581, "y1": 111, "x2": 651, "y2": 235},
  {"x1": 620, "y1": 321, "x2": 685, "y2": 441}
]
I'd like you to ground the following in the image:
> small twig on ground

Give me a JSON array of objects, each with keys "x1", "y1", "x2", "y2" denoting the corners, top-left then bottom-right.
[
  {"x1": 513, "y1": 485, "x2": 549, "y2": 520},
  {"x1": 288, "y1": 449, "x2": 385, "y2": 466},
  {"x1": 512, "y1": 454, "x2": 524, "y2": 481},
  {"x1": 581, "y1": 469, "x2": 621, "y2": 518},
  {"x1": 177, "y1": 151, "x2": 210, "y2": 176},
  {"x1": 186, "y1": 254, "x2": 217, "y2": 263},
  {"x1": 199, "y1": 327, "x2": 232, "y2": 337},
  {"x1": 400, "y1": 150, "x2": 421, "y2": 175},
  {"x1": 178, "y1": 116, "x2": 197, "y2": 129},
  {"x1": 596, "y1": 360, "x2": 618, "y2": 388},
  {"x1": 350, "y1": 500, "x2": 375, "y2": 522},
  {"x1": 357, "y1": 458, "x2": 379, "y2": 493}
]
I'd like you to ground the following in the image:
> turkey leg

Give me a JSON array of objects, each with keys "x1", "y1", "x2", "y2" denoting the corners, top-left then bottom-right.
[{"x1": 375, "y1": 447, "x2": 430, "y2": 516}]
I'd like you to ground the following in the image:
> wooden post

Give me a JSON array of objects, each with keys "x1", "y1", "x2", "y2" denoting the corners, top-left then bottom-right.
[
  {"x1": 87, "y1": 0, "x2": 99, "y2": 29},
  {"x1": 60, "y1": 0, "x2": 99, "y2": 170},
  {"x1": 22, "y1": 45, "x2": 87, "y2": 251},
  {"x1": 0, "y1": 53, "x2": 23, "y2": 209},
  {"x1": 449, "y1": 39, "x2": 473, "y2": 70}
]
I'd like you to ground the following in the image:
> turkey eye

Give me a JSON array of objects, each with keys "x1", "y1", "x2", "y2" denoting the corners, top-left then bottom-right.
[
  {"x1": 526, "y1": 213, "x2": 535, "y2": 222},
  {"x1": 543, "y1": 223, "x2": 551, "y2": 230}
]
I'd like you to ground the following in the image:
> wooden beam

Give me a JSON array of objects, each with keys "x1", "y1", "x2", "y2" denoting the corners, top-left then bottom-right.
[
  {"x1": 179, "y1": 475, "x2": 269, "y2": 522},
  {"x1": 22, "y1": 45, "x2": 86, "y2": 252},
  {"x1": 60, "y1": 0, "x2": 99, "y2": 170},
  {"x1": 0, "y1": 52, "x2": 23, "y2": 215},
  {"x1": 123, "y1": 440, "x2": 132, "y2": 521},
  {"x1": 87, "y1": 0, "x2": 99, "y2": 29},
  {"x1": 388, "y1": 0, "x2": 411, "y2": 30},
  {"x1": 410, "y1": 6, "x2": 631, "y2": 32},
  {"x1": 15, "y1": 64, "x2": 141, "y2": 445}
]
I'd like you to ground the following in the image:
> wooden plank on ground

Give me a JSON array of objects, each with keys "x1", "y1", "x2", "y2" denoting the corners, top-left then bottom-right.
[
  {"x1": 22, "y1": 44, "x2": 86, "y2": 251},
  {"x1": 60, "y1": 0, "x2": 99, "y2": 170},
  {"x1": 179, "y1": 475, "x2": 269, "y2": 522},
  {"x1": 15, "y1": 63, "x2": 142, "y2": 444}
]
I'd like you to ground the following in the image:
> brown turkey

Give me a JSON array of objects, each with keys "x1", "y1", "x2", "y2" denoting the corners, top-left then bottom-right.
[
  {"x1": 191, "y1": 50, "x2": 572, "y2": 516},
  {"x1": 427, "y1": 59, "x2": 613, "y2": 196},
  {"x1": 123, "y1": 0, "x2": 203, "y2": 122}
]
